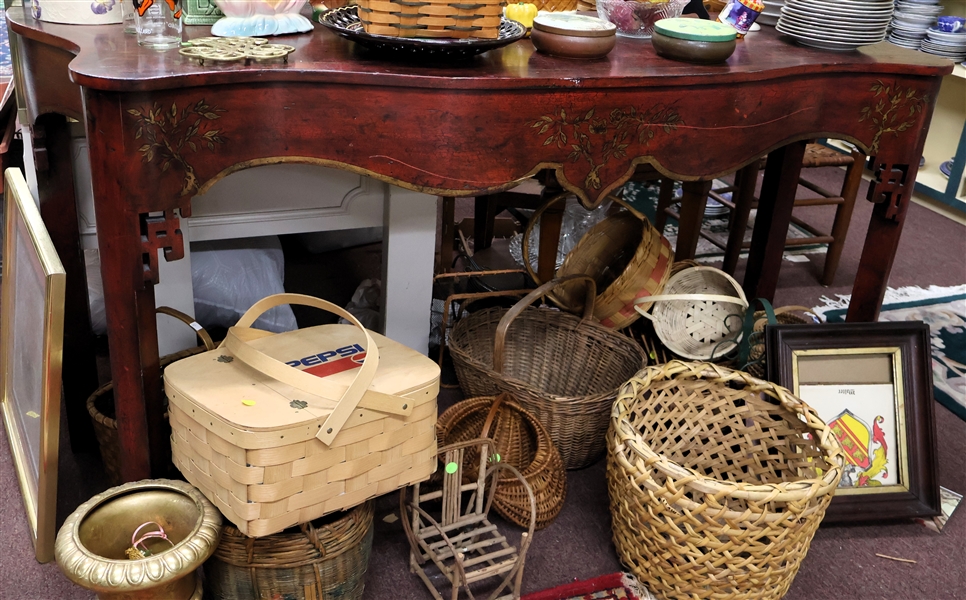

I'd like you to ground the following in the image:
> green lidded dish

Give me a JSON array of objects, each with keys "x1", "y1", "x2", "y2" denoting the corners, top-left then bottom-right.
[
  {"x1": 654, "y1": 18, "x2": 737, "y2": 42},
  {"x1": 652, "y1": 18, "x2": 737, "y2": 65}
]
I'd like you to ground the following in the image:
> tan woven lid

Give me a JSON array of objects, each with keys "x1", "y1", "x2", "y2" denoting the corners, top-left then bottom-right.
[
  {"x1": 164, "y1": 295, "x2": 440, "y2": 450},
  {"x1": 532, "y1": 13, "x2": 616, "y2": 37}
]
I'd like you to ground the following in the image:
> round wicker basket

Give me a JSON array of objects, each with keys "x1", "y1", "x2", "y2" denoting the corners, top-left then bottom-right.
[
  {"x1": 449, "y1": 275, "x2": 647, "y2": 469},
  {"x1": 522, "y1": 194, "x2": 673, "y2": 330},
  {"x1": 437, "y1": 394, "x2": 567, "y2": 529},
  {"x1": 607, "y1": 361, "x2": 844, "y2": 600},
  {"x1": 206, "y1": 501, "x2": 374, "y2": 600},
  {"x1": 637, "y1": 265, "x2": 748, "y2": 360},
  {"x1": 745, "y1": 305, "x2": 812, "y2": 378}
]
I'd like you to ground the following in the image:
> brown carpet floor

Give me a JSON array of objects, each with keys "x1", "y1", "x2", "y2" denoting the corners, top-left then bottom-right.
[{"x1": 1, "y1": 165, "x2": 964, "y2": 599}]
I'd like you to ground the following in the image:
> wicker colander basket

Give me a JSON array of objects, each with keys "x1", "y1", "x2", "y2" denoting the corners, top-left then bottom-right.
[
  {"x1": 636, "y1": 265, "x2": 748, "y2": 361},
  {"x1": 607, "y1": 361, "x2": 844, "y2": 600},
  {"x1": 205, "y1": 501, "x2": 374, "y2": 600},
  {"x1": 449, "y1": 275, "x2": 647, "y2": 469},
  {"x1": 437, "y1": 394, "x2": 567, "y2": 529}
]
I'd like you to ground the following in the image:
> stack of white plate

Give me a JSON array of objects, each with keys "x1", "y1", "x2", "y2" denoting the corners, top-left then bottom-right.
[
  {"x1": 920, "y1": 27, "x2": 966, "y2": 59},
  {"x1": 777, "y1": 0, "x2": 893, "y2": 50},
  {"x1": 888, "y1": 0, "x2": 942, "y2": 48},
  {"x1": 757, "y1": 0, "x2": 784, "y2": 26}
]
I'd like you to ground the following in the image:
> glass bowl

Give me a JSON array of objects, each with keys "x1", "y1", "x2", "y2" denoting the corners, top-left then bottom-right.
[{"x1": 596, "y1": 0, "x2": 689, "y2": 38}]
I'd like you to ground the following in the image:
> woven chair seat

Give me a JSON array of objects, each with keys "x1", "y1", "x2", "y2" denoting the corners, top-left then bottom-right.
[{"x1": 802, "y1": 143, "x2": 855, "y2": 168}]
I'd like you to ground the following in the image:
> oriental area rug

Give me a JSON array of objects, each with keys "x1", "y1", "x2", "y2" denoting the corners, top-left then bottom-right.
[
  {"x1": 522, "y1": 572, "x2": 656, "y2": 600},
  {"x1": 813, "y1": 284, "x2": 966, "y2": 421}
]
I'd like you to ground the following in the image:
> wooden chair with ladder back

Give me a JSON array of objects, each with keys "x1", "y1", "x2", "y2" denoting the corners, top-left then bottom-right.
[{"x1": 401, "y1": 438, "x2": 536, "y2": 600}]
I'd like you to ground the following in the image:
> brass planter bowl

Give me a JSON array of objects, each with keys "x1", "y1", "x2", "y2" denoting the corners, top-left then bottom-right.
[{"x1": 55, "y1": 479, "x2": 222, "y2": 600}]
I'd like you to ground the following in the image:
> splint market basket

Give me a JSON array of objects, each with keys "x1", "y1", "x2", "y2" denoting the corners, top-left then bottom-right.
[{"x1": 165, "y1": 294, "x2": 440, "y2": 537}]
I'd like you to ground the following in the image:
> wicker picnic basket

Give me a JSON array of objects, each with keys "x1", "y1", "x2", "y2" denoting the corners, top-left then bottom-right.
[
  {"x1": 636, "y1": 265, "x2": 749, "y2": 361},
  {"x1": 522, "y1": 195, "x2": 674, "y2": 330},
  {"x1": 86, "y1": 307, "x2": 216, "y2": 486},
  {"x1": 206, "y1": 501, "x2": 374, "y2": 600},
  {"x1": 355, "y1": 0, "x2": 505, "y2": 39},
  {"x1": 608, "y1": 361, "x2": 844, "y2": 600},
  {"x1": 449, "y1": 275, "x2": 648, "y2": 469},
  {"x1": 165, "y1": 293, "x2": 440, "y2": 537},
  {"x1": 437, "y1": 394, "x2": 567, "y2": 529}
]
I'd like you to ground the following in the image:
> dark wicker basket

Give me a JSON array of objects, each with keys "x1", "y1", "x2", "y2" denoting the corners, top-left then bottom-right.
[
  {"x1": 437, "y1": 394, "x2": 567, "y2": 529},
  {"x1": 449, "y1": 276, "x2": 647, "y2": 469},
  {"x1": 205, "y1": 501, "x2": 374, "y2": 600},
  {"x1": 86, "y1": 307, "x2": 214, "y2": 486}
]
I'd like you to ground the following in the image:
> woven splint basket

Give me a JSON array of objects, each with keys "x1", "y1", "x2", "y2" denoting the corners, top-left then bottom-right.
[
  {"x1": 449, "y1": 276, "x2": 647, "y2": 469},
  {"x1": 355, "y1": 0, "x2": 505, "y2": 39},
  {"x1": 607, "y1": 361, "x2": 844, "y2": 600},
  {"x1": 165, "y1": 294, "x2": 440, "y2": 537},
  {"x1": 206, "y1": 501, "x2": 374, "y2": 600},
  {"x1": 523, "y1": 195, "x2": 674, "y2": 330},
  {"x1": 437, "y1": 394, "x2": 567, "y2": 529}
]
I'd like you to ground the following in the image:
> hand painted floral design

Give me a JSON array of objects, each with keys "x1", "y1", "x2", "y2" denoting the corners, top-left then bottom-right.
[{"x1": 860, "y1": 80, "x2": 929, "y2": 154}]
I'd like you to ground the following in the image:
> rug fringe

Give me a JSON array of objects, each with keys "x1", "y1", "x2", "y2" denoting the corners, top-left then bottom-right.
[
  {"x1": 621, "y1": 572, "x2": 658, "y2": 600},
  {"x1": 812, "y1": 285, "x2": 966, "y2": 321}
]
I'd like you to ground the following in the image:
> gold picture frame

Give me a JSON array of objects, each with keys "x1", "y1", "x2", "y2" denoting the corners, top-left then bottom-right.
[{"x1": 1, "y1": 167, "x2": 66, "y2": 562}]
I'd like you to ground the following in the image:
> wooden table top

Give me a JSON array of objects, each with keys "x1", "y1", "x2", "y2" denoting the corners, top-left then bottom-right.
[{"x1": 6, "y1": 7, "x2": 953, "y2": 92}]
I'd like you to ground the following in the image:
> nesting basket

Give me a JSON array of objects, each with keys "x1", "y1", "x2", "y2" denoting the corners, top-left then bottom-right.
[
  {"x1": 355, "y1": 0, "x2": 505, "y2": 38},
  {"x1": 523, "y1": 195, "x2": 674, "y2": 330},
  {"x1": 636, "y1": 265, "x2": 749, "y2": 360},
  {"x1": 205, "y1": 501, "x2": 374, "y2": 600},
  {"x1": 449, "y1": 276, "x2": 648, "y2": 469},
  {"x1": 437, "y1": 394, "x2": 567, "y2": 529},
  {"x1": 607, "y1": 361, "x2": 844, "y2": 600}
]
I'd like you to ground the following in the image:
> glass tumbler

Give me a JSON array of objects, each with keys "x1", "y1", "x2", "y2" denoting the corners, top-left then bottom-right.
[
  {"x1": 122, "y1": 0, "x2": 137, "y2": 34},
  {"x1": 135, "y1": 0, "x2": 183, "y2": 49}
]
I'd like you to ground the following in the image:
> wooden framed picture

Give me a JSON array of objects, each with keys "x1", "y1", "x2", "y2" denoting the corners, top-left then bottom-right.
[
  {"x1": 767, "y1": 321, "x2": 940, "y2": 524},
  {"x1": 1, "y1": 168, "x2": 66, "y2": 562}
]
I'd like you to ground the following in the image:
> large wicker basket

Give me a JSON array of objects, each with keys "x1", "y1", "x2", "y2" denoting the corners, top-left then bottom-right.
[
  {"x1": 205, "y1": 501, "x2": 374, "y2": 600},
  {"x1": 355, "y1": 0, "x2": 505, "y2": 38},
  {"x1": 607, "y1": 361, "x2": 844, "y2": 600},
  {"x1": 437, "y1": 394, "x2": 567, "y2": 529},
  {"x1": 636, "y1": 265, "x2": 748, "y2": 361},
  {"x1": 449, "y1": 275, "x2": 648, "y2": 469}
]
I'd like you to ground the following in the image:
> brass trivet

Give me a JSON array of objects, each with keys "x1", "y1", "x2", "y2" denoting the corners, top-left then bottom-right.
[{"x1": 179, "y1": 37, "x2": 295, "y2": 65}]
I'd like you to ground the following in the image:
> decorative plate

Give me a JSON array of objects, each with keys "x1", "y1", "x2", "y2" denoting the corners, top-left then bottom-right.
[
  {"x1": 316, "y1": 6, "x2": 526, "y2": 59},
  {"x1": 940, "y1": 160, "x2": 953, "y2": 178}
]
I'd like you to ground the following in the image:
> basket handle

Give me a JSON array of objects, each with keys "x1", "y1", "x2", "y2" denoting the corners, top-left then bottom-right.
[
  {"x1": 479, "y1": 393, "x2": 509, "y2": 441},
  {"x1": 156, "y1": 306, "x2": 216, "y2": 351},
  {"x1": 633, "y1": 293, "x2": 749, "y2": 321},
  {"x1": 221, "y1": 293, "x2": 410, "y2": 446},
  {"x1": 493, "y1": 275, "x2": 596, "y2": 374}
]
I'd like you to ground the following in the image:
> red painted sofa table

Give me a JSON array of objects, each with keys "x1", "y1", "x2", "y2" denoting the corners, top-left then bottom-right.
[{"x1": 6, "y1": 7, "x2": 952, "y2": 483}]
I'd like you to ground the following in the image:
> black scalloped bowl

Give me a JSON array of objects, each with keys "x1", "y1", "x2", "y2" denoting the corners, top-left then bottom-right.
[{"x1": 316, "y1": 6, "x2": 526, "y2": 59}]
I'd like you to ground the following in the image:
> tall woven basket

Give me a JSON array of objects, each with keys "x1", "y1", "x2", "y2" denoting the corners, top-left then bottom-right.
[
  {"x1": 607, "y1": 361, "x2": 844, "y2": 600},
  {"x1": 449, "y1": 275, "x2": 648, "y2": 469},
  {"x1": 437, "y1": 394, "x2": 567, "y2": 529},
  {"x1": 205, "y1": 501, "x2": 374, "y2": 600}
]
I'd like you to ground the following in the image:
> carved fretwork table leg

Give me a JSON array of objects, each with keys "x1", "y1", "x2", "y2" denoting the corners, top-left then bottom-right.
[
  {"x1": 743, "y1": 140, "x2": 808, "y2": 302},
  {"x1": 848, "y1": 160, "x2": 913, "y2": 322},
  {"x1": 33, "y1": 114, "x2": 100, "y2": 453}
]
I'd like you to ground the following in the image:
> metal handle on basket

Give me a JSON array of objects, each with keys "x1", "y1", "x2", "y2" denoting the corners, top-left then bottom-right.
[
  {"x1": 492, "y1": 275, "x2": 597, "y2": 374},
  {"x1": 221, "y1": 293, "x2": 410, "y2": 446}
]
